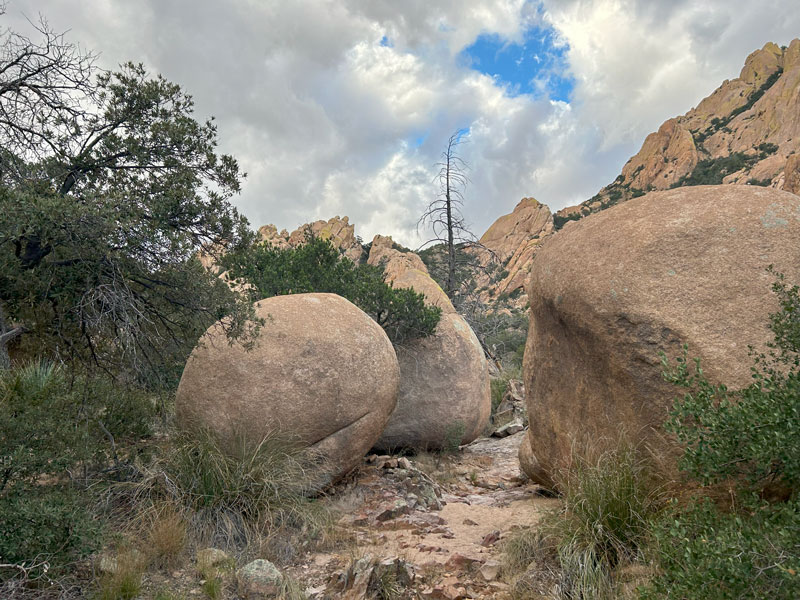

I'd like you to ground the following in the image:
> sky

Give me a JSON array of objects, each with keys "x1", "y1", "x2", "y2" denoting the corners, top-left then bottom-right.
[{"x1": 4, "y1": 0, "x2": 800, "y2": 247}]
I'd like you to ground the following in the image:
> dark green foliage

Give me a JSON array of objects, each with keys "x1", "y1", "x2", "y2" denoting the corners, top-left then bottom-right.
[
  {"x1": 647, "y1": 272, "x2": 800, "y2": 598},
  {"x1": 672, "y1": 152, "x2": 759, "y2": 187},
  {"x1": 630, "y1": 187, "x2": 646, "y2": 198},
  {"x1": 747, "y1": 177, "x2": 772, "y2": 186},
  {"x1": 0, "y1": 61, "x2": 256, "y2": 379},
  {"x1": 221, "y1": 236, "x2": 440, "y2": 345},
  {"x1": 758, "y1": 142, "x2": 780, "y2": 158},
  {"x1": 0, "y1": 362, "x2": 155, "y2": 574},
  {"x1": 553, "y1": 212, "x2": 582, "y2": 230},
  {"x1": 490, "y1": 378, "x2": 508, "y2": 413},
  {"x1": 644, "y1": 498, "x2": 799, "y2": 600}
]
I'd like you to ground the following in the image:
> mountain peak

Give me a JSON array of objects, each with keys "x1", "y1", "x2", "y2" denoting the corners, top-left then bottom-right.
[{"x1": 556, "y1": 38, "x2": 800, "y2": 226}]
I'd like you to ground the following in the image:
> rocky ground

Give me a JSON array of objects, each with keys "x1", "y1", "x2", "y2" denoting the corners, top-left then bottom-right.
[
  {"x1": 291, "y1": 430, "x2": 558, "y2": 599},
  {"x1": 114, "y1": 428, "x2": 555, "y2": 600}
]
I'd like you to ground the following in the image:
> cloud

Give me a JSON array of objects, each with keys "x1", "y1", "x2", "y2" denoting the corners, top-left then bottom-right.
[{"x1": 4, "y1": 0, "x2": 799, "y2": 246}]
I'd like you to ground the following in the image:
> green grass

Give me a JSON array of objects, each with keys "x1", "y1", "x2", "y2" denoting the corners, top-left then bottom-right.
[
  {"x1": 108, "y1": 428, "x2": 333, "y2": 564},
  {"x1": 504, "y1": 440, "x2": 668, "y2": 598}
]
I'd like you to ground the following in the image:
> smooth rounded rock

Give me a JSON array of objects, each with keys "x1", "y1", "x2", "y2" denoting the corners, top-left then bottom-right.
[
  {"x1": 373, "y1": 312, "x2": 491, "y2": 451},
  {"x1": 176, "y1": 293, "x2": 399, "y2": 485},
  {"x1": 521, "y1": 185, "x2": 800, "y2": 488}
]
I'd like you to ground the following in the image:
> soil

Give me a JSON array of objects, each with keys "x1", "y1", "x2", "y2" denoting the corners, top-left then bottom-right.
[{"x1": 293, "y1": 430, "x2": 559, "y2": 599}]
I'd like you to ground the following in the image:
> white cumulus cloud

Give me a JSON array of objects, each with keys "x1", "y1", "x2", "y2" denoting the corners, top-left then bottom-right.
[{"x1": 3, "y1": 0, "x2": 799, "y2": 246}]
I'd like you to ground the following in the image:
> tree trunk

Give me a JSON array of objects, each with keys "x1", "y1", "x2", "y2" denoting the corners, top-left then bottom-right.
[
  {"x1": 0, "y1": 305, "x2": 23, "y2": 369},
  {"x1": 446, "y1": 157, "x2": 455, "y2": 297}
]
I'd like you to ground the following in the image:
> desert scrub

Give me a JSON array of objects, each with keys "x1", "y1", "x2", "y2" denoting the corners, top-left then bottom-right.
[
  {"x1": 0, "y1": 361, "x2": 156, "y2": 578},
  {"x1": 541, "y1": 441, "x2": 667, "y2": 598},
  {"x1": 108, "y1": 428, "x2": 333, "y2": 565}
]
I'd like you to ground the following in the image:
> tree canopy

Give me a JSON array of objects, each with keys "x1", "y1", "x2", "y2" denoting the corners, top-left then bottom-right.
[
  {"x1": 0, "y1": 16, "x2": 254, "y2": 379},
  {"x1": 221, "y1": 235, "x2": 441, "y2": 346}
]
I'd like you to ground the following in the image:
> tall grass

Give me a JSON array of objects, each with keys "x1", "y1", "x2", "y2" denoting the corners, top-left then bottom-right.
[
  {"x1": 548, "y1": 440, "x2": 666, "y2": 598},
  {"x1": 503, "y1": 439, "x2": 667, "y2": 599},
  {"x1": 107, "y1": 428, "x2": 333, "y2": 564}
]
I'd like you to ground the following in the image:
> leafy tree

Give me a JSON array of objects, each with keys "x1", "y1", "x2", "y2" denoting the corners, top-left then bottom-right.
[
  {"x1": 221, "y1": 235, "x2": 441, "y2": 345},
  {"x1": 0, "y1": 17, "x2": 255, "y2": 377}
]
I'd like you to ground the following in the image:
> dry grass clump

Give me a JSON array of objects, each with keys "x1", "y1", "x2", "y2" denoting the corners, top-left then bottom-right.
[
  {"x1": 502, "y1": 439, "x2": 669, "y2": 599},
  {"x1": 146, "y1": 505, "x2": 188, "y2": 569},
  {"x1": 94, "y1": 549, "x2": 148, "y2": 600},
  {"x1": 104, "y1": 428, "x2": 334, "y2": 565}
]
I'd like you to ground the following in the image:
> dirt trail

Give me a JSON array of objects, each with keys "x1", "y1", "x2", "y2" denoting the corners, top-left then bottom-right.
[{"x1": 298, "y1": 430, "x2": 558, "y2": 599}]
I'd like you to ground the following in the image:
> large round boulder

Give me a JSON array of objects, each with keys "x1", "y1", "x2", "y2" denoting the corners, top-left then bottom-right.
[
  {"x1": 521, "y1": 185, "x2": 800, "y2": 488},
  {"x1": 373, "y1": 312, "x2": 491, "y2": 451},
  {"x1": 176, "y1": 293, "x2": 399, "y2": 485}
]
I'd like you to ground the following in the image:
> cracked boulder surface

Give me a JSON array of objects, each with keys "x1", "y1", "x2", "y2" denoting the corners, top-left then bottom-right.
[{"x1": 176, "y1": 293, "x2": 399, "y2": 485}]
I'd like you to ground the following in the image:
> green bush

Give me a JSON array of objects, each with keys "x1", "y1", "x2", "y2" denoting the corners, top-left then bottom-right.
[
  {"x1": 553, "y1": 212, "x2": 582, "y2": 230},
  {"x1": 221, "y1": 236, "x2": 440, "y2": 345},
  {"x1": 646, "y1": 271, "x2": 800, "y2": 598},
  {"x1": 0, "y1": 362, "x2": 155, "y2": 575},
  {"x1": 672, "y1": 152, "x2": 759, "y2": 187},
  {"x1": 643, "y1": 498, "x2": 799, "y2": 599},
  {"x1": 491, "y1": 378, "x2": 508, "y2": 413}
]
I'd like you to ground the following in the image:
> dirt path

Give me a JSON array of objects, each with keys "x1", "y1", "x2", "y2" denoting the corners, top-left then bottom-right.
[{"x1": 297, "y1": 430, "x2": 558, "y2": 599}]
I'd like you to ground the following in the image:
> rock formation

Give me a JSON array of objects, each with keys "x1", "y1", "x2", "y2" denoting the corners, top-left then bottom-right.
[
  {"x1": 521, "y1": 185, "x2": 800, "y2": 488},
  {"x1": 368, "y1": 236, "x2": 491, "y2": 451},
  {"x1": 258, "y1": 215, "x2": 364, "y2": 262},
  {"x1": 368, "y1": 235, "x2": 455, "y2": 314},
  {"x1": 557, "y1": 39, "x2": 800, "y2": 226},
  {"x1": 176, "y1": 293, "x2": 399, "y2": 485},
  {"x1": 473, "y1": 197, "x2": 555, "y2": 307}
]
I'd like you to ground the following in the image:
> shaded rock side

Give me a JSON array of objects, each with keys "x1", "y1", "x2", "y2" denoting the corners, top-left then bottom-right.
[
  {"x1": 176, "y1": 293, "x2": 399, "y2": 485},
  {"x1": 474, "y1": 197, "x2": 555, "y2": 307},
  {"x1": 367, "y1": 237, "x2": 489, "y2": 450},
  {"x1": 258, "y1": 215, "x2": 364, "y2": 262},
  {"x1": 374, "y1": 312, "x2": 491, "y2": 452},
  {"x1": 522, "y1": 185, "x2": 800, "y2": 488},
  {"x1": 557, "y1": 39, "x2": 800, "y2": 225}
]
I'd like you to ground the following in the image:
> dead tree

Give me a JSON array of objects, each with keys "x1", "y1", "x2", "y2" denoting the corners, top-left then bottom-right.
[{"x1": 418, "y1": 130, "x2": 480, "y2": 297}]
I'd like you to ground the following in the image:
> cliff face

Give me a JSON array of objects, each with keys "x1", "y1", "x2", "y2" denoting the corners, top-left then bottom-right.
[
  {"x1": 556, "y1": 39, "x2": 800, "y2": 225},
  {"x1": 474, "y1": 198, "x2": 554, "y2": 307}
]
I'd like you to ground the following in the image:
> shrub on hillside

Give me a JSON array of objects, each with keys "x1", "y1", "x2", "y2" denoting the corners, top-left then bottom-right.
[{"x1": 221, "y1": 236, "x2": 440, "y2": 345}]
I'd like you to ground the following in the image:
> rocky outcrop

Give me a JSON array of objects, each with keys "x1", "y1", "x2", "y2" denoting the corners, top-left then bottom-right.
[
  {"x1": 368, "y1": 237, "x2": 490, "y2": 451},
  {"x1": 521, "y1": 185, "x2": 800, "y2": 488},
  {"x1": 259, "y1": 216, "x2": 363, "y2": 262},
  {"x1": 176, "y1": 293, "x2": 399, "y2": 486},
  {"x1": 367, "y1": 235, "x2": 455, "y2": 314},
  {"x1": 558, "y1": 39, "x2": 800, "y2": 225},
  {"x1": 474, "y1": 198, "x2": 554, "y2": 307}
]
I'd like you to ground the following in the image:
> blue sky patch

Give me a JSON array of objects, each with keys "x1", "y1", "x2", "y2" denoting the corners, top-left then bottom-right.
[{"x1": 461, "y1": 25, "x2": 574, "y2": 102}]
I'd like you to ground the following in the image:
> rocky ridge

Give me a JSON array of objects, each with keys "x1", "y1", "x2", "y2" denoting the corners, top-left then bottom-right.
[
  {"x1": 472, "y1": 197, "x2": 554, "y2": 308},
  {"x1": 258, "y1": 215, "x2": 364, "y2": 262},
  {"x1": 557, "y1": 39, "x2": 800, "y2": 225}
]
